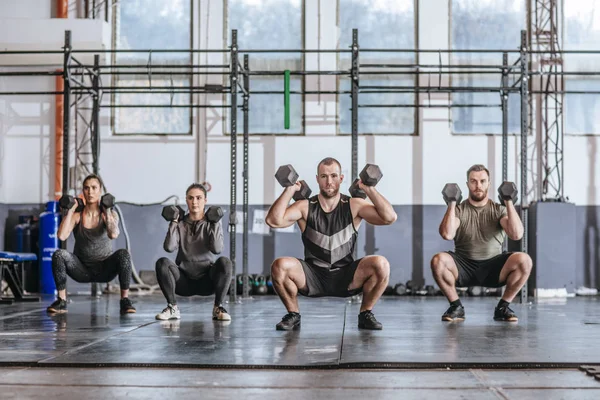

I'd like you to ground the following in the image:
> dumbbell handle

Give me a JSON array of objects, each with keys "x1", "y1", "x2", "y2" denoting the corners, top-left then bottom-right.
[
  {"x1": 349, "y1": 179, "x2": 367, "y2": 199},
  {"x1": 283, "y1": 181, "x2": 302, "y2": 195}
]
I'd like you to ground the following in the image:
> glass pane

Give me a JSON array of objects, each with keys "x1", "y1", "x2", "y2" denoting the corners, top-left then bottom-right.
[
  {"x1": 339, "y1": 76, "x2": 414, "y2": 134},
  {"x1": 453, "y1": 75, "x2": 520, "y2": 134},
  {"x1": 231, "y1": 75, "x2": 303, "y2": 134},
  {"x1": 451, "y1": 0, "x2": 525, "y2": 134},
  {"x1": 564, "y1": 0, "x2": 600, "y2": 134},
  {"x1": 114, "y1": 77, "x2": 191, "y2": 134},
  {"x1": 114, "y1": 0, "x2": 192, "y2": 134},
  {"x1": 227, "y1": 0, "x2": 302, "y2": 134},
  {"x1": 564, "y1": 78, "x2": 600, "y2": 134},
  {"x1": 339, "y1": 0, "x2": 415, "y2": 134}
]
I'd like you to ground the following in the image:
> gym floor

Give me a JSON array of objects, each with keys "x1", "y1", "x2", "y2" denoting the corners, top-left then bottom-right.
[{"x1": 0, "y1": 295, "x2": 599, "y2": 399}]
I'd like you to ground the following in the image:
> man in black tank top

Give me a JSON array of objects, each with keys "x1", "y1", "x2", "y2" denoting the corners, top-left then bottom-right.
[
  {"x1": 266, "y1": 157, "x2": 397, "y2": 331},
  {"x1": 46, "y1": 174, "x2": 135, "y2": 316}
]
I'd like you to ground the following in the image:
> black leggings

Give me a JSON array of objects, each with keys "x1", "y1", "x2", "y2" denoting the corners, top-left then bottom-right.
[
  {"x1": 52, "y1": 248, "x2": 132, "y2": 291},
  {"x1": 155, "y1": 257, "x2": 233, "y2": 306}
]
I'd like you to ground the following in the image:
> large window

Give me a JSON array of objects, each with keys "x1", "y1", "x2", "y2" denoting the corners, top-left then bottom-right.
[
  {"x1": 113, "y1": 0, "x2": 192, "y2": 135},
  {"x1": 227, "y1": 0, "x2": 303, "y2": 135},
  {"x1": 450, "y1": 0, "x2": 524, "y2": 134},
  {"x1": 338, "y1": 0, "x2": 415, "y2": 135},
  {"x1": 564, "y1": 0, "x2": 600, "y2": 134}
]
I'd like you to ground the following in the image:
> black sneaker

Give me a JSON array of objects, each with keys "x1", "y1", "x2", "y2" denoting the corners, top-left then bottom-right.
[
  {"x1": 276, "y1": 312, "x2": 301, "y2": 331},
  {"x1": 46, "y1": 298, "x2": 67, "y2": 314},
  {"x1": 120, "y1": 298, "x2": 136, "y2": 315},
  {"x1": 494, "y1": 305, "x2": 518, "y2": 322},
  {"x1": 358, "y1": 310, "x2": 383, "y2": 330},
  {"x1": 442, "y1": 304, "x2": 465, "y2": 321}
]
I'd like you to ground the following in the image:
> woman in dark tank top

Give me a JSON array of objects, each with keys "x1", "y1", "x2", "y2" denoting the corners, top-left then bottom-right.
[{"x1": 46, "y1": 174, "x2": 136, "y2": 316}]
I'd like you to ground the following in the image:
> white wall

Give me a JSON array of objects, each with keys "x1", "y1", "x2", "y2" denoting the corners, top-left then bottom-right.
[{"x1": 1, "y1": 0, "x2": 599, "y2": 206}]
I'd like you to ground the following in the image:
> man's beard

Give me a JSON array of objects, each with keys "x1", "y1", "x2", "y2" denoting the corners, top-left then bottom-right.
[
  {"x1": 469, "y1": 189, "x2": 487, "y2": 202},
  {"x1": 320, "y1": 187, "x2": 339, "y2": 199}
]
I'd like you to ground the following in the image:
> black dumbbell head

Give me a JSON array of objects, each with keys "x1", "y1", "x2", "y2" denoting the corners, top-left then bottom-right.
[
  {"x1": 101, "y1": 193, "x2": 115, "y2": 209},
  {"x1": 59, "y1": 195, "x2": 75, "y2": 209},
  {"x1": 59, "y1": 195, "x2": 84, "y2": 211},
  {"x1": 349, "y1": 178, "x2": 367, "y2": 199},
  {"x1": 205, "y1": 206, "x2": 224, "y2": 223},
  {"x1": 359, "y1": 164, "x2": 382, "y2": 187},
  {"x1": 442, "y1": 183, "x2": 463, "y2": 205},
  {"x1": 292, "y1": 180, "x2": 312, "y2": 201},
  {"x1": 394, "y1": 283, "x2": 407, "y2": 296},
  {"x1": 275, "y1": 164, "x2": 299, "y2": 187},
  {"x1": 497, "y1": 181, "x2": 518, "y2": 203},
  {"x1": 75, "y1": 198, "x2": 84, "y2": 211},
  {"x1": 161, "y1": 205, "x2": 181, "y2": 222}
]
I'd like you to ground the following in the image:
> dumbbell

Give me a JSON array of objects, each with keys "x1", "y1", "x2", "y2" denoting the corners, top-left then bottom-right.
[
  {"x1": 468, "y1": 286, "x2": 483, "y2": 296},
  {"x1": 484, "y1": 287, "x2": 502, "y2": 297},
  {"x1": 100, "y1": 193, "x2": 115, "y2": 211},
  {"x1": 253, "y1": 274, "x2": 268, "y2": 295},
  {"x1": 205, "y1": 206, "x2": 224, "y2": 223},
  {"x1": 275, "y1": 164, "x2": 312, "y2": 201},
  {"x1": 349, "y1": 164, "x2": 383, "y2": 199},
  {"x1": 59, "y1": 195, "x2": 84, "y2": 212},
  {"x1": 442, "y1": 183, "x2": 463, "y2": 205},
  {"x1": 393, "y1": 282, "x2": 407, "y2": 296},
  {"x1": 236, "y1": 274, "x2": 255, "y2": 295},
  {"x1": 161, "y1": 205, "x2": 186, "y2": 222},
  {"x1": 497, "y1": 181, "x2": 518, "y2": 204},
  {"x1": 425, "y1": 285, "x2": 437, "y2": 296},
  {"x1": 384, "y1": 285, "x2": 394, "y2": 296}
]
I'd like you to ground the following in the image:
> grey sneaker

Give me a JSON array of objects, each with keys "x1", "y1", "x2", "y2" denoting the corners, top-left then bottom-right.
[
  {"x1": 213, "y1": 305, "x2": 231, "y2": 321},
  {"x1": 155, "y1": 304, "x2": 180, "y2": 320}
]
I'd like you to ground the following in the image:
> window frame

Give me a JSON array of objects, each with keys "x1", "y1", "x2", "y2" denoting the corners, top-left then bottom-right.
[
  {"x1": 222, "y1": 0, "x2": 306, "y2": 136},
  {"x1": 447, "y1": 0, "x2": 526, "y2": 136},
  {"x1": 563, "y1": 0, "x2": 600, "y2": 136},
  {"x1": 335, "y1": 0, "x2": 418, "y2": 136},
  {"x1": 110, "y1": 0, "x2": 195, "y2": 136}
]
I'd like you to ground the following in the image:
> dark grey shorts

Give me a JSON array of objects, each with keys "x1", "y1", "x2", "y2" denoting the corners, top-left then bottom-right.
[
  {"x1": 297, "y1": 258, "x2": 362, "y2": 298},
  {"x1": 447, "y1": 251, "x2": 514, "y2": 288}
]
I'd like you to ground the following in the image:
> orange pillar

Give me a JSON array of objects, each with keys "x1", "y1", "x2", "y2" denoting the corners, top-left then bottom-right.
[
  {"x1": 57, "y1": 0, "x2": 68, "y2": 18},
  {"x1": 55, "y1": 0, "x2": 68, "y2": 199}
]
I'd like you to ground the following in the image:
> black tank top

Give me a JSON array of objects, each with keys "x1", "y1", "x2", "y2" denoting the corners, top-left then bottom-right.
[
  {"x1": 301, "y1": 194, "x2": 357, "y2": 269},
  {"x1": 73, "y1": 217, "x2": 113, "y2": 264}
]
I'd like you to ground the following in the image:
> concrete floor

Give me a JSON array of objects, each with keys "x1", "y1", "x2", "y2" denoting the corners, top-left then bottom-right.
[{"x1": 0, "y1": 294, "x2": 598, "y2": 399}]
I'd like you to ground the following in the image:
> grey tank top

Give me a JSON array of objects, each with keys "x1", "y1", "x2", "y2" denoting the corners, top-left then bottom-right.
[{"x1": 73, "y1": 216, "x2": 113, "y2": 264}]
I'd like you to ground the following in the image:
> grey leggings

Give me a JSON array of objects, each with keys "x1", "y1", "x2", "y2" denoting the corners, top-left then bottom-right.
[
  {"x1": 155, "y1": 257, "x2": 233, "y2": 306},
  {"x1": 52, "y1": 248, "x2": 132, "y2": 291}
]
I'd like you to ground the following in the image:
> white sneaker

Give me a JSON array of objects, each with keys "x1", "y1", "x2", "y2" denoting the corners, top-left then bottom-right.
[
  {"x1": 212, "y1": 305, "x2": 231, "y2": 321},
  {"x1": 155, "y1": 304, "x2": 180, "y2": 320}
]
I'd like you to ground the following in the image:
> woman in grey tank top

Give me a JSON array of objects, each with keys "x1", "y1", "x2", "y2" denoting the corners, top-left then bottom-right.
[{"x1": 46, "y1": 174, "x2": 136, "y2": 315}]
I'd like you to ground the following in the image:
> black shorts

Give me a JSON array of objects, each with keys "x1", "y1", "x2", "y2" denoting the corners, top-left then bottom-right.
[
  {"x1": 447, "y1": 251, "x2": 514, "y2": 288},
  {"x1": 297, "y1": 258, "x2": 362, "y2": 298}
]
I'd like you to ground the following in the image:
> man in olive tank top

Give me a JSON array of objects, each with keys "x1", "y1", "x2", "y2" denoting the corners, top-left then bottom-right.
[
  {"x1": 431, "y1": 164, "x2": 532, "y2": 322},
  {"x1": 266, "y1": 157, "x2": 397, "y2": 331}
]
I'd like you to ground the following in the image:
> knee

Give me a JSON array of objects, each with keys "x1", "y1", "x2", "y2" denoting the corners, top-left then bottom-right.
[
  {"x1": 270, "y1": 258, "x2": 293, "y2": 281},
  {"x1": 516, "y1": 253, "x2": 533, "y2": 276},
  {"x1": 215, "y1": 257, "x2": 233, "y2": 274},
  {"x1": 430, "y1": 253, "x2": 450, "y2": 275},
  {"x1": 52, "y1": 249, "x2": 70, "y2": 266},
  {"x1": 368, "y1": 255, "x2": 390, "y2": 281},
  {"x1": 114, "y1": 249, "x2": 131, "y2": 266},
  {"x1": 155, "y1": 257, "x2": 171, "y2": 274}
]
